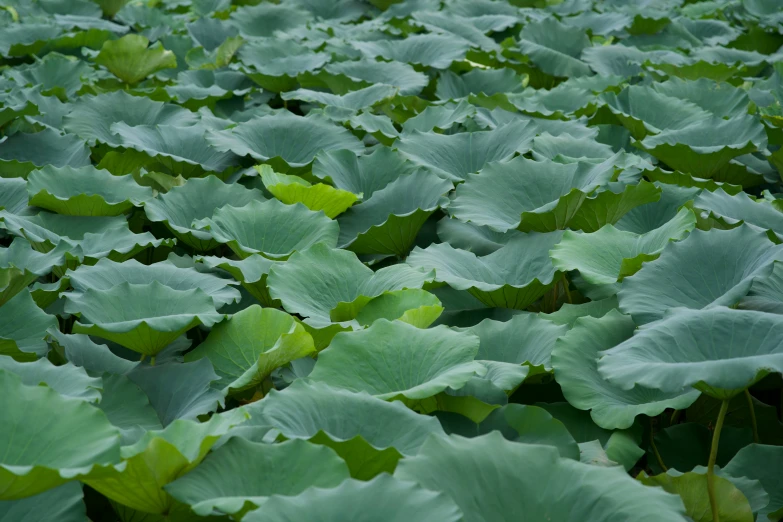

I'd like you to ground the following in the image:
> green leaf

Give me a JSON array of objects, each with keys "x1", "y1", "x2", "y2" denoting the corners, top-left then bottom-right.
[
  {"x1": 0, "y1": 129, "x2": 91, "y2": 177},
  {"x1": 637, "y1": 471, "x2": 754, "y2": 522},
  {"x1": 197, "y1": 199, "x2": 338, "y2": 259},
  {"x1": 406, "y1": 232, "x2": 563, "y2": 309},
  {"x1": 0, "y1": 290, "x2": 57, "y2": 361},
  {"x1": 65, "y1": 257, "x2": 240, "y2": 310},
  {"x1": 436, "y1": 68, "x2": 526, "y2": 100},
  {"x1": 309, "y1": 319, "x2": 484, "y2": 401},
  {"x1": 337, "y1": 170, "x2": 451, "y2": 256},
  {"x1": 618, "y1": 225, "x2": 783, "y2": 324},
  {"x1": 257, "y1": 165, "x2": 358, "y2": 218},
  {"x1": 394, "y1": 432, "x2": 688, "y2": 522},
  {"x1": 598, "y1": 307, "x2": 783, "y2": 399},
  {"x1": 0, "y1": 357, "x2": 102, "y2": 403},
  {"x1": 550, "y1": 208, "x2": 696, "y2": 288},
  {"x1": 353, "y1": 288, "x2": 443, "y2": 328},
  {"x1": 238, "y1": 38, "x2": 327, "y2": 92},
  {"x1": 281, "y1": 84, "x2": 398, "y2": 111},
  {"x1": 143, "y1": 176, "x2": 265, "y2": 251},
  {"x1": 395, "y1": 120, "x2": 535, "y2": 181},
  {"x1": 353, "y1": 34, "x2": 470, "y2": 69},
  {"x1": 165, "y1": 438, "x2": 349, "y2": 517},
  {"x1": 196, "y1": 254, "x2": 280, "y2": 307},
  {"x1": 27, "y1": 165, "x2": 153, "y2": 216},
  {"x1": 462, "y1": 313, "x2": 567, "y2": 371},
  {"x1": 267, "y1": 243, "x2": 433, "y2": 330},
  {"x1": 110, "y1": 123, "x2": 239, "y2": 177},
  {"x1": 82, "y1": 413, "x2": 244, "y2": 514},
  {"x1": 241, "y1": 380, "x2": 445, "y2": 479},
  {"x1": 695, "y1": 188, "x2": 783, "y2": 240},
  {"x1": 439, "y1": 404, "x2": 580, "y2": 459},
  {"x1": 637, "y1": 114, "x2": 767, "y2": 183},
  {"x1": 724, "y1": 444, "x2": 783, "y2": 521},
  {"x1": 516, "y1": 17, "x2": 593, "y2": 78},
  {"x1": 0, "y1": 483, "x2": 86, "y2": 522},
  {"x1": 126, "y1": 358, "x2": 225, "y2": 426},
  {"x1": 185, "y1": 305, "x2": 314, "y2": 393},
  {"x1": 66, "y1": 282, "x2": 222, "y2": 356},
  {"x1": 0, "y1": 238, "x2": 67, "y2": 306},
  {"x1": 63, "y1": 91, "x2": 198, "y2": 148},
  {"x1": 0, "y1": 369, "x2": 121, "y2": 500},
  {"x1": 95, "y1": 34, "x2": 177, "y2": 84},
  {"x1": 324, "y1": 59, "x2": 429, "y2": 96},
  {"x1": 552, "y1": 311, "x2": 700, "y2": 430},
  {"x1": 241, "y1": 474, "x2": 463, "y2": 522},
  {"x1": 312, "y1": 146, "x2": 415, "y2": 199},
  {"x1": 206, "y1": 112, "x2": 363, "y2": 170},
  {"x1": 449, "y1": 155, "x2": 617, "y2": 232}
]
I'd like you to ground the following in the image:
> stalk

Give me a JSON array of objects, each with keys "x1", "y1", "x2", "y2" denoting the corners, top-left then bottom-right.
[
  {"x1": 707, "y1": 400, "x2": 729, "y2": 522},
  {"x1": 744, "y1": 389, "x2": 759, "y2": 443},
  {"x1": 649, "y1": 418, "x2": 667, "y2": 472}
]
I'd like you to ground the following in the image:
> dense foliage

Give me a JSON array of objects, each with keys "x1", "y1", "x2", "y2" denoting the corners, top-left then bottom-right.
[{"x1": 2, "y1": 0, "x2": 783, "y2": 520}]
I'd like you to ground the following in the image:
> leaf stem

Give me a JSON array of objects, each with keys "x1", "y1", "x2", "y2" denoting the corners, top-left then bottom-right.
[
  {"x1": 562, "y1": 275, "x2": 572, "y2": 304},
  {"x1": 150, "y1": 355, "x2": 156, "y2": 366},
  {"x1": 744, "y1": 389, "x2": 759, "y2": 444},
  {"x1": 139, "y1": 353, "x2": 146, "y2": 362},
  {"x1": 707, "y1": 399, "x2": 729, "y2": 522},
  {"x1": 649, "y1": 418, "x2": 667, "y2": 472}
]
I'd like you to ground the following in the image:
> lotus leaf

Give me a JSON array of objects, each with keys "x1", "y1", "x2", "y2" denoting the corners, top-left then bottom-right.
[
  {"x1": 267, "y1": 243, "x2": 433, "y2": 330},
  {"x1": 436, "y1": 68, "x2": 526, "y2": 100},
  {"x1": 449, "y1": 155, "x2": 618, "y2": 232},
  {"x1": 598, "y1": 307, "x2": 783, "y2": 399},
  {"x1": 724, "y1": 444, "x2": 783, "y2": 520},
  {"x1": 353, "y1": 34, "x2": 470, "y2": 69},
  {"x1": 552, "y1": 311, "x2": 700, "y2": 430},
  {"x1": 0, "y1": 129, "x2": 91, "y2": 177},
  {"x1": 143, "y1": 175, "x2": 265, "y2": 250},
  {"x1": 165, "y1": 438, "x2": 349, "y2": 517},
  {"x1": 207, "y1": 112, "x2": 363, "y2": 170},
  {"x1": 65, "y1": 282, "x2": 223, "y2": 356},
  {"x1": 0, "y1": 369, "x2": 121, "y2": 500},
  {"x1": 406, "y1": 232, "x2": 563, "y2": 309},
  {"x1": 243, "y1": 380, "x2": 444, "y2": 478},
  {"x1": 238, "y1": 38, "x2": 327, "y2": 92},
  {"x1": 244, "y1": 474, "x2": 462, "y2": 522},
  {"x1": 95, "y1": 34, "x2": 176, "y2": 84},
  {"x1": 125, "y1": 357, "x2": 225, "y2": 426},
  {"x1": 394, "y1": 433, "x2": 689, "y2": 522},
  {"x1": 197, "y1": 199, "x2": 338, "y2": 259},
  {"x1": 0, "y1": 357, "x2": 102, "y2": 402},
  {"x1": 281, "y1": 84, "x2": 398, "y2": 111},
  {"x1": 63, "y1": 91, "x2": 199, "y2": 147},
  {"x1": 185, "y1": 305, "x2": 315, "y2": 393},
  {"x1": 550, "y1": 208, "x2": 696, "y2": 290},
  {"x1": 309, "y1": 319, "x2": 485, "y2": 401},
  {"x1": 0, "y1": 238, "x2": 67, "y2": 306},
  {"x1": 82, "y1": 413, "x2": 243, "y2": 514},
  {"x1": 312, "y1": 146, "x2": 415, "y2": 198},
  {"x1": 27, "y1": 165, "x2": 153, "y2": 216},
  {"x1": 337, "y1": 170, "x2": 451, "y2": 255},
  {"x1": 257, "y1": 165, "x2": 358, "y2": 218},
  {"x1": 0, "y1": 483, "x2": 86, "y2": 522},
  {"x1": 618, "y1": 225, "x2": 783, "y2": 324},
  {"x1": 0, "y1": 290, "x2": 58, "y2": 360},
  {"x1": 395, "y1": 120, "x2": 536, "y2": 181},
  {"x1": 324, "y1": 59, "x2": 429, "y2": 96},
  {"x1": 3, "y1": 0, "x2": 783, "y2": 519},
  {"x1": 64, "y1": 257, "x2": 240, "y2": 309},
  {"x1": 516, "y1": 17, "x2": 592, "y2": 79}
]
